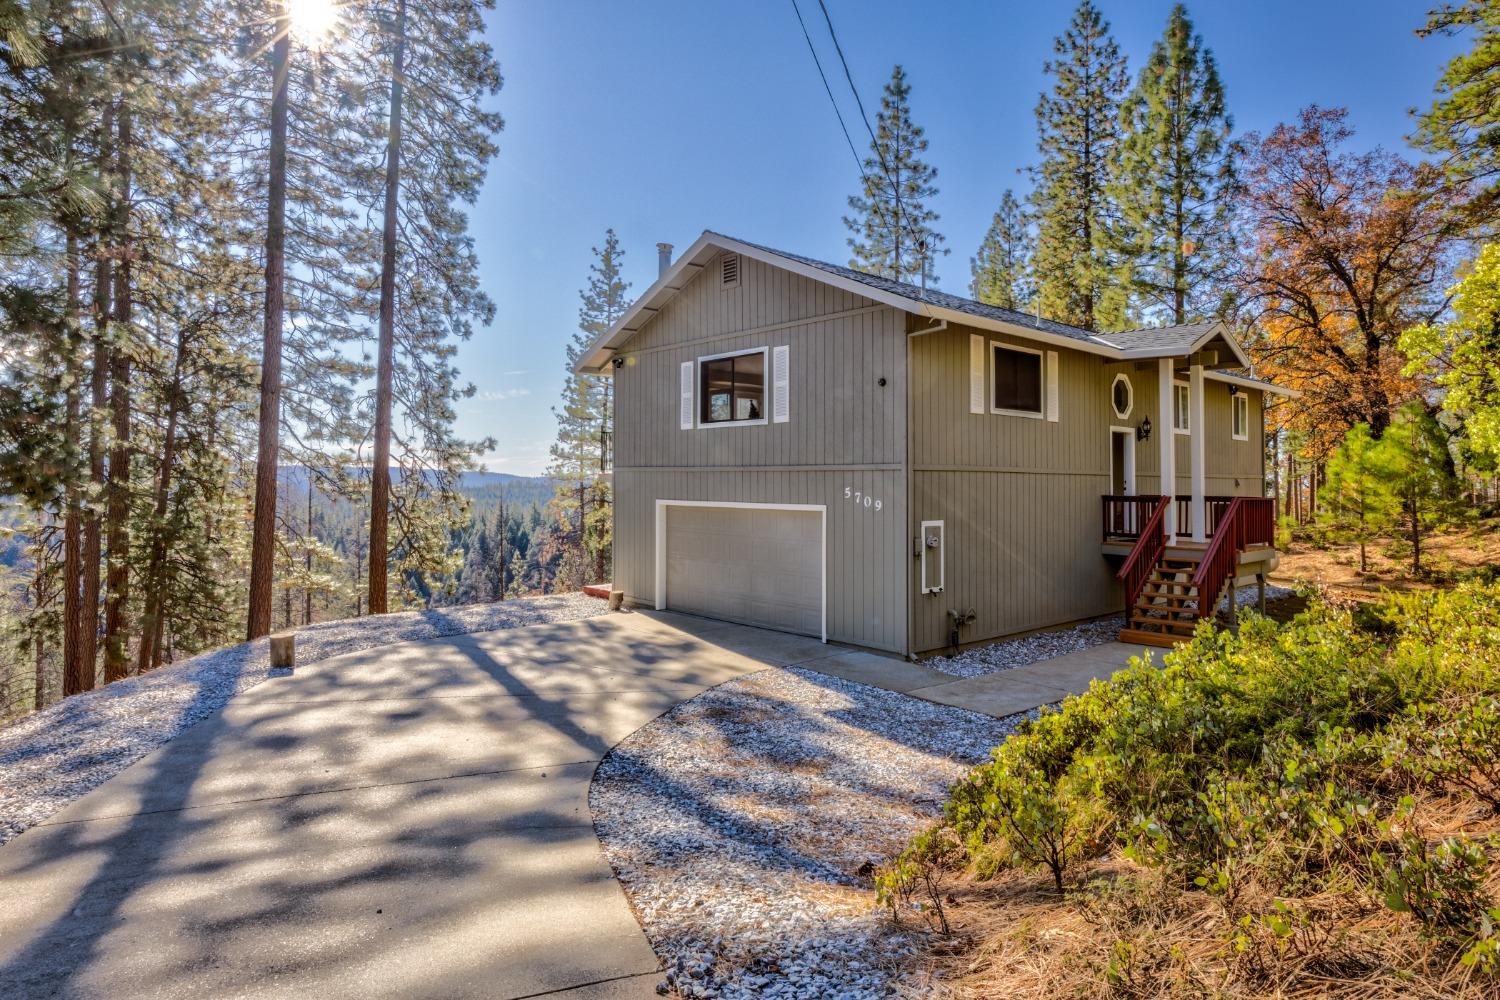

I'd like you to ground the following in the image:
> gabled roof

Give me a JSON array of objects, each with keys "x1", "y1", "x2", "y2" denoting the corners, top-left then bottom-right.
[{"x1": 575, "y1": 231, "x2": 1257, "y2": 374}]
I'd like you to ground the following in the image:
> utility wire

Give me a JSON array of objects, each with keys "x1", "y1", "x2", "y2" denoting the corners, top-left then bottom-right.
[
  {"x1": 788, "y1": 0, "x2": 867, "y2": 182},
  {"x1": 813, "y1": 0, "x2": 929, "y2": 285}
]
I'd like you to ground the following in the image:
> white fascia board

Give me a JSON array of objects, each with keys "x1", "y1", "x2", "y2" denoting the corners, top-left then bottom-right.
[
  {"x1": 922, "y1": 304, "x2": 1121, "y2": 359},
  {"x1": 574, "y1": 232, "x2": 721, "y2": 374},
  {"x1": 1205, "y1": 369, "x2": 1300, "y2": 398}
]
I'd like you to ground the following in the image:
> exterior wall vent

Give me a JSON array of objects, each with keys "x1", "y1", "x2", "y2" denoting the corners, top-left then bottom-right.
[{"x1": 721, "y1": 252, "x2": 741, "y2": 289}]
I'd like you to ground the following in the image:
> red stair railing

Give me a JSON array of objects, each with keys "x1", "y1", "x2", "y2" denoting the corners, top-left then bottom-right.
[
  {"x1": 1115, "y1": 496, "x2": 1168, "y2": 615},
  {"x1": 1190, "y1": 497, "x2": 1276, "y2": 618}
]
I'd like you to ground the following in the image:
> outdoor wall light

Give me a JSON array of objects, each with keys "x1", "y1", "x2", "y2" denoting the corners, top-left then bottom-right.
[
  {"x1": 1137, "y1": 416, "x2": 1152, "y2": 442},
  {"x1": 611, "y1": 356, "x2": 625, "y2": 369}
]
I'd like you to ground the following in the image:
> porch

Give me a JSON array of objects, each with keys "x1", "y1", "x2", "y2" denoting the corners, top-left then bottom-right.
[{"x1": 1099, "y1": 494, "x2": 1279, "y2": 647}]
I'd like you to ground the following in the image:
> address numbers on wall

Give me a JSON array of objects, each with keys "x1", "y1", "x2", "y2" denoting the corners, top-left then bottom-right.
[{"x1": 842, "y1": 486, "x2": 883, "y2": 511}]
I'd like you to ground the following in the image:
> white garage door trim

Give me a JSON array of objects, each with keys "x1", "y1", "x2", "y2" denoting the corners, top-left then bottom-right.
[{"x1": 654, "y1": 499, "x2": 827, "y2": 643}]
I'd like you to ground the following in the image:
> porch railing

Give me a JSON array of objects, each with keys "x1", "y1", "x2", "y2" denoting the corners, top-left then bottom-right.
[
  {"x1": 1116, "y1": 496, "x2": 1169, "y2": 615},
  {"x1": 1101, "y1": 495, "x2": 1162, "y2": 540},
  {"x1": 1190, "y1": 497, "x2": 1276, "y2": 617},
  {"x1": 1106, "y1": 495, "x2": 1238, "y2": 541}
]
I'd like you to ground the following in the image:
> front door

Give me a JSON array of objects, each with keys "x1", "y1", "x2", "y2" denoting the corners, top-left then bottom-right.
[{"x1": 1110, "y1": 429, "x2": 1134, "y2": 496}]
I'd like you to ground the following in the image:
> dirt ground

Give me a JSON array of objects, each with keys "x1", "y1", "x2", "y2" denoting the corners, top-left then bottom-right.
[{"x1": 1270, "y1": 519, "x2": 1500, "y2": 602}]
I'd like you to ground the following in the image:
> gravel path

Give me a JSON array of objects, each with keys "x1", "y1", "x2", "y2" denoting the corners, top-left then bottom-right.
[
  {"x1": 0, "y1": 593, "x2": 603, "y2": 845},
  {"x1": 591, "y1": 667, "x2": 1019, "y2": 999}
]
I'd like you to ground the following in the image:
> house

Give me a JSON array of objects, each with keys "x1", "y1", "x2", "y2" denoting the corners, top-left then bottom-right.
[{"x1": 575, "y1": 232, "x2": 1295, "y2": 656}]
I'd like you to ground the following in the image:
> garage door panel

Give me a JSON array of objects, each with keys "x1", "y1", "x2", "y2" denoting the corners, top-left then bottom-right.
[{"x1": 664, "y1": 505, "x2": 823, "y2": 637}]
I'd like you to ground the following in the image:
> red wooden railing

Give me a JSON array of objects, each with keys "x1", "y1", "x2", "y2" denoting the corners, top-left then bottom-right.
[
  {"x1": 1115, "y1": 496, "x2": 1168, "y2": 615},
  {"x1": 1190, "y1": 497, "x2": 1276, "y2": 617},
  {"x1": 1173, "y1": 495, "x2": 1235, "y2": 537},
  {"x1": 1109, "y1": 496, "x2": 1237, "y2": 541},
  {"x1": 1101, "y1": 495, "x2": 1163, "y2": 540}
]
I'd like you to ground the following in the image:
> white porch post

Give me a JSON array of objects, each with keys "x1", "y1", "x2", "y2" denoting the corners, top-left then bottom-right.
[
  {"x1": 1158, "y1": 358, "x2": 1176, "y2": 541},
  {"x1": 1190, "y1": 362, "x2": 1206, "y2": 542}
]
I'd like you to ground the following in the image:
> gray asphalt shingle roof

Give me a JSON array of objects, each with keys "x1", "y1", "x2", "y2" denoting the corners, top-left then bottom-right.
[{"x1": 711, "y1": 233, "x2": 1223, "y2": 356}]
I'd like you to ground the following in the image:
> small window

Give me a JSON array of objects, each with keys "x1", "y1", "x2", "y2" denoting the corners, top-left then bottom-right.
[
  {"x1": 1111, "y1": 373, "x2": 1133, "y2": 420},
  {"x1": 1173, "y1": 382, "x2": 1191, "y2": 433},
  {"x1": 1231, "y1": 392, "x2": 1249, "y2": 440},
  {"x1": 699, "y1": 349, "x2": 765, "y2": 424},
  {"x1": 992, "y1": 344, "x2": 1043, "y2": 416}
]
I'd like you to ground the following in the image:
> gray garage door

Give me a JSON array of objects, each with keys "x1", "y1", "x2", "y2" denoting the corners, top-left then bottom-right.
[{"x1": 663, "y1": 505, "x2": 823, "y2": 637}]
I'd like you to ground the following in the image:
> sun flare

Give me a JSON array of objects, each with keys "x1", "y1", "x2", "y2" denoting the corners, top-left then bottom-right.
[{"x1": 286, "y1": 0, "x2": 340, "y2": 42}]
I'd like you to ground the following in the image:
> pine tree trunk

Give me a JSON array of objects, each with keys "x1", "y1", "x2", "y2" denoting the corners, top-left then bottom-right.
[
  {"x1": 135, "y1": 332, "x2": 185, "y2": 674},
  {"x1": 248, "y1": 23, "x2": 292, "y2": 640},
  {"x1": 102, "y1": 106, "x2": 133, "y2": 684},
  {"x1": 76, "y1": 105, "x2": 113, "y2": 698},
  {"x1": 62, "y1": 233, "x2": 84, "y2": 695},
  {"x1": 304, "y1": 479, "x2": 313, "y2": 625},
  {"x1": 368, "y1": 0, "x2": 407, "y2": 617}
]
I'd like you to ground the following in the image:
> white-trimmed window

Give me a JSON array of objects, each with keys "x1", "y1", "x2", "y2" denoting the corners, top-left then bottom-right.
[
  {"x1": 697, "y1": 348, "x2": 767, "y2": 426},
  {"x1": 1231, "y1": 392, "x2": 1249, "y2": 440},
  {"x1": 1173, "y1": 382, "x2": 1191, "y2": 434},
  {"x1": 991, "y1": 342, "x2": 1044, "y2": 418},
  {"x1": 1111, "y1": 373, "x2": 1133, "y2": 420}
]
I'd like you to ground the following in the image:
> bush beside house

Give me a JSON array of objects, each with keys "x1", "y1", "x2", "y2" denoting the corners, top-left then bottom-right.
[{"x1": 881, "y1": 584, "x2": 1500, "y2": 996}]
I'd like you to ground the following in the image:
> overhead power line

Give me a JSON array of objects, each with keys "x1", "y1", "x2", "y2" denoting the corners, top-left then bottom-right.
[{"x1": 788, "y1": 0, "x2": 866, "y2": 180}]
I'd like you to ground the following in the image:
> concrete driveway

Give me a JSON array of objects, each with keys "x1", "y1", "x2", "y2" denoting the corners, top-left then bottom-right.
[{"x1": 0, "y1": 611, "x2": 834, "y2": 1000}]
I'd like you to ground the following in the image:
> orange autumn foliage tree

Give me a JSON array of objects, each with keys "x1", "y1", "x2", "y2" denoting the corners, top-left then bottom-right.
[{"x1": 1235, "y1": 107, "x2": 1468, "y2": 455}]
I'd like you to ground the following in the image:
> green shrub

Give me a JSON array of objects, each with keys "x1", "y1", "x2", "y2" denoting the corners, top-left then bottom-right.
[{"x1": 889, "y1": 582, "x2": 1500, "y2": 973}]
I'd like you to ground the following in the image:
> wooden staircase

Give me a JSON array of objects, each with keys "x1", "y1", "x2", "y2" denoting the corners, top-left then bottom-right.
[
  {"x1": 1121, "y1": 551, "x2": 1206, "y2": 646},
  {"x1": 1111, "y1": 495, "x2": 1276, "y2": 649}
]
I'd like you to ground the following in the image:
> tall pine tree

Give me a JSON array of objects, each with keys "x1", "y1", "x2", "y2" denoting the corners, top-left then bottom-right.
[
  {"x1": 1110, "y1": 3, "x2": 1236, "y2": 325},
  {"x1": 970, "y1": 190, "x2": 1034, "y2": 310},
  {"x1": 844, "y1": 65, "x2": 946, "y2": 286},
  {"x1": 1030, "y1": 1, "x2": 1129, "y2": 331},
  {"x1": 546, "y1": 230, "x2": 629, "y2": 589}
]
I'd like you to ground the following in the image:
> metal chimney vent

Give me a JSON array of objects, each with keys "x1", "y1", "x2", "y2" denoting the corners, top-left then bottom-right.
[{"x1": 721, "y1": 252, "x2": 741, "y2": 289}]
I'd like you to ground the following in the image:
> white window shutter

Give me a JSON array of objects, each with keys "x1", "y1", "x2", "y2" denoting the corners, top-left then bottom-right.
[
  {"x1": 969, "y1": 335, "x2": 985, "y2": 414},
  {"x1": 679, "y1": 361, "x2": 694, "y2": 430},
  {"x1": 772, "y1": 345, "x2": 790, "y2": 423},
  {"x1": 1046, "y1": 351, "x2": 1059, "y2": 422}
]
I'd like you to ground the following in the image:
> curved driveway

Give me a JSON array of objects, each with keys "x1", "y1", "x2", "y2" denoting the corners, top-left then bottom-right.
[{"x1": 0, "y1": 611, "x2": 836, "y2": 1000}]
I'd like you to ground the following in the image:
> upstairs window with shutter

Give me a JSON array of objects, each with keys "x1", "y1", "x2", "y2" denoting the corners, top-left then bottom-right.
[{"x1": 991, "y1": 343, "x2": 1044, "y2": 417}]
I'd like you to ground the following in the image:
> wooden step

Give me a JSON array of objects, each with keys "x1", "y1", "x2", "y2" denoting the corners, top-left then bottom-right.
[
  {"x1": 1129, "y1": 612, "x2": 1198, "y2": 631},
  {"x1": 1119, "y1": 627, "x2": 1185, "y2": 648}
]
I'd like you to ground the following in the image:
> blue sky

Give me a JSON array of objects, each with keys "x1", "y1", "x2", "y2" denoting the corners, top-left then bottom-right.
[{"x1": 463, "y1": 0, "x2": 1465, "y2": 475}]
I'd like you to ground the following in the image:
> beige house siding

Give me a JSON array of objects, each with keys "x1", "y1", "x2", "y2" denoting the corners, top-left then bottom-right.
[
  {"x1": 610, "y1": 252, "x2": 909, "y2": 652},
  {"x1": 607, "y1": 250, "x2": 1272, "y2": 657},
  {"x1": 905, "y1": 327, "x2": 1268, "y2": 655}
]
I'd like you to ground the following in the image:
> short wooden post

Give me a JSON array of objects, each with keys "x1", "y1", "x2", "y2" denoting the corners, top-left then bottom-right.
[
  {"x1": 1227, "y1": 577, "x2": 1238, "y2": 633},
  {"x1": 1257, "y1": 573, "x2": 1266, "y2": 615},
  {"x1": 270, "y1": 632, "x2": 295, "y2": 670},
  {"x1": 608, "y1": 589, "x2": 625, "y2": 612}
]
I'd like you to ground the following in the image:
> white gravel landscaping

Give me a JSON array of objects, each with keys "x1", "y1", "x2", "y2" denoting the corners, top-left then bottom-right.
[
  {"x1": 590, "y1": 666, "x2": 1020, "y2": 999},
  {"x1": 0, "y1": 593, "x2": 603, "y2": 845},
  {"x1": 922, "y1": 584, "x2": 1297, "y2": 680},
  {"x1": 922, "y1": 615, "x2": 1125, "y2": 679}
]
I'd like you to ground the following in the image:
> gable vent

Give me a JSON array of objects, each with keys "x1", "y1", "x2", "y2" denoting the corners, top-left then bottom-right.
[{"x1": 720, "y1": 252, "x2": 741, "y2": 288}]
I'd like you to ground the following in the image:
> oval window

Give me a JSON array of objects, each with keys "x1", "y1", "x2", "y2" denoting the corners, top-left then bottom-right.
[{"x1": 1111, "y1": 374, "x2": 1133, "y2": 420}]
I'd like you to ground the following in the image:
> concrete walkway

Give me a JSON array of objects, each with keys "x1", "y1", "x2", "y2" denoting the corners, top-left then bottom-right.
[
  {"x1": 804, "y1": 639, "x2": 1158, "y2": 717},
  {"x1": 0, "y1": 610, "x2": 1149, "y2": 999},
  {"x1": 0, "y1": 611, "x2": 835, "y2": 1000}
]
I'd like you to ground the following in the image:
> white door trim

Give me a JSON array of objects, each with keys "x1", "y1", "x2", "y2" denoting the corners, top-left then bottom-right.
[
  {"x1": 654, "y1": 499, "x2": 828, "y2": 643},
  {"x1": 1109, "y1": 426, "x2": 1137, "y2": 496}
]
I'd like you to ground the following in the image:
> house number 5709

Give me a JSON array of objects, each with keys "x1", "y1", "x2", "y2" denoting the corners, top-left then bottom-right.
[{"x1": 843, "y1": 487, "x2": 882, "y2": 511}]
